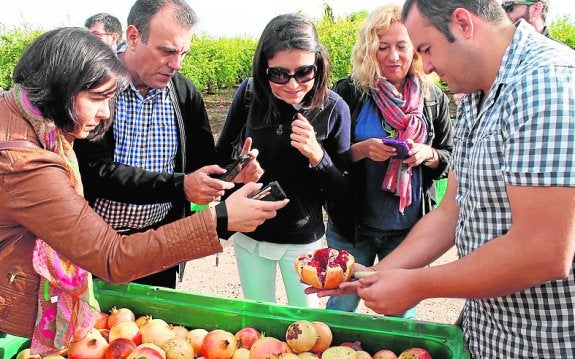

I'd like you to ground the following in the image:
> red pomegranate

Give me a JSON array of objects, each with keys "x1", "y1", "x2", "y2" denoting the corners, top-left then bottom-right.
[
  {"x1": 249, "y1": 337, "x2": 289, "y2": 359},
  {"x1": 67, "y1": 334, "x2": 108, "y2": 359},
  {"x1": 294, "y1": 248, "x2": 355, "y2": 289},
  {"x1": 201, "y1": 329, "x2": 237, "y2": 359},
  {"x1": 234, "y1": 327, "x2": 262, "y2": 349},
  {"x1": 107, "y1": 307, "x2": 135, "y2": 329},
  {"x1": 104, "y1": 338, "x2": 137, "y2": 359},
  {"x1": 398, "y1": 347, "x2": 432, "y2": 359}
]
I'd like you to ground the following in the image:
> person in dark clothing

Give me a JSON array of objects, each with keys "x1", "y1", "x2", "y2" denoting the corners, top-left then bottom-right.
[
  {"x1": 215, "y1": 13, "x2": 351, "y2": 307},
  {"x1": 74, "y1": 0, "x2": 266, "y2": 289}
]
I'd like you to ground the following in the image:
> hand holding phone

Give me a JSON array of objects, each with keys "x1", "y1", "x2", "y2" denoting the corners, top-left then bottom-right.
[
  {"x1": 249, "y1": 181, "x2": 287, "y2": 201},
  {"x1": 219, "y1": 154, "x2": 252, "y2": 181},
  {"x1": 382, "y1": 138, "x2": 411, "y2": 159}
]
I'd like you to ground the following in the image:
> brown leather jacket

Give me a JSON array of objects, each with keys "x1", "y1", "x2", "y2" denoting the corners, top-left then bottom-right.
[{"x1": 0, "y1": 89, "x2": 222, "y2": 336}]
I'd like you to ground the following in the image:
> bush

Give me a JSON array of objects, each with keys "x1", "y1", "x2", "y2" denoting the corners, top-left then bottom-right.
[
  {"x1": 549, "y1": 16, "x2": 575, "y2": 49},
  {"x1": 0, "y1": 28, "x2": 42, "y2": 90}
]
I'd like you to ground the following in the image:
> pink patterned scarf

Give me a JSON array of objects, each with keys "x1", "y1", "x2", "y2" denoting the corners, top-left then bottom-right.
[
  {"x1": 13, "y1": 85, "x2": 100, "y2": 355},
  {"x1": 372, "y1": 75, "x2": 427, "y2": 214}
]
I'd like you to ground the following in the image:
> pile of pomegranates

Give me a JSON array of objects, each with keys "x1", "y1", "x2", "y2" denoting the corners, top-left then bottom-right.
[
  {"x1": 294, "y1": 247, "x2": 356, "y2": 289},
  {"x1": 16, "y1": 306, "x2": 432, "y2": 359}
]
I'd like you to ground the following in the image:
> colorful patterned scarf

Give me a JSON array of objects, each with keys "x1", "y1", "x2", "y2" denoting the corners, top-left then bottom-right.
[
  {"x1": 13, "y1": 85, "x2": 100, "y2": 355},
  {"x1": 372, "y1": 75, "x2": 427, "y2": 214}
]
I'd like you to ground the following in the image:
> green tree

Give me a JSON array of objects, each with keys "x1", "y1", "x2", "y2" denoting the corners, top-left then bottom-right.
[
  {"x1": 549, "y1": 16, "x2": 575, "y2": 49},
  {"x1": 0, "y1": 28, "x2": 41, "y2": 89}
]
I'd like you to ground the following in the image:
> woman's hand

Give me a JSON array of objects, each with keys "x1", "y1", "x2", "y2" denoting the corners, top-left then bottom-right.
[
  {"x1": 233, "y1": 137, "x2": 264, "y2": 183},
  {"x1": 351, "y1": 138, "x2": 396, "y2": 162},
  {"x1": 224, "y1": 182, "x2": 289, "y2": 232},
  {"x1": 403, "y1": 139, "x2": 436, "y2": 168},
  {"x1": 290, "y1": 113, "x2": 324, "y2": 166}
]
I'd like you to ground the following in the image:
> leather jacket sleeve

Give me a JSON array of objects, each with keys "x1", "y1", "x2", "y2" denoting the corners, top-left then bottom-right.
[{"x1": 0, "y1": 148, "x2": 222, "y2": 283}]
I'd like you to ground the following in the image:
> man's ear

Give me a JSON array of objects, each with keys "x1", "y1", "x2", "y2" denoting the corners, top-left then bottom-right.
[
  {"x1": 125, "y1": 25, "x2": 140, "y2": 48},
  {"x1": 451, "y1": 8, "x2": 474, "y2": 40},
  {"x1": 529, "y1": 1, "x2": 543, "y2": 19}
]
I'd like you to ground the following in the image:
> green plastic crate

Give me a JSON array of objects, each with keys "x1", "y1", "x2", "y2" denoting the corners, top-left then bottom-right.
[
  {"x1": 94, "y1": 281, "x2": 470, "y2": 359},
  {"x1": 435, "y1": 178, "x2": 448, "y2": 205},
  {"x1": 0, "y1": 334, "x2": 29, "y2": 359},
  {"x1": 1, "y1": 281, "x2": 470, "y2": 358}
]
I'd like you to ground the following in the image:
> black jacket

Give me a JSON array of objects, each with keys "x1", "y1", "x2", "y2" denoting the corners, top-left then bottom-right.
[
  {"x1": 215, "y1": 78, "x2": 351, "y2": 244},
  {"x1": 74, "y1": 72, "x2": 216, "y2": 222},
  {"x1": 328, "y1": 76, "x2": 453, "y2": 237}
]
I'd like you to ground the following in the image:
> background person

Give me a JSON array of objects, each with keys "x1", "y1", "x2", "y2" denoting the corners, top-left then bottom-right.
[
  {"x1": 75, "y1": 0, "x2": 264, "y2": 289},
  {"x1": 0, "y1": 27, "x2": 286, "y2": 355},
  {"x1": 326, "y1": 4, "x2": 453, "y2": 318},
  {"x1": 85, "y1": 12, "x2": 123, "y2": 50},
  {"x1": 216, "y1": 13, "x2": 351, "y2": 308},
  {"x1": 308, "y1": 0, "x2": 575, "y2": 357},
  {"x1": 501, "y1": 0, "x2": 551, "y2": 36}
]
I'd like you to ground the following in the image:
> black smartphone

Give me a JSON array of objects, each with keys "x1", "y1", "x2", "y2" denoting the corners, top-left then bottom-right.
[
  {"x1": 249, "y1": 181, "x2": 287, "y2": 201},
  {"x1": 219, "y1": 154, "x2": 252, "y2": 181},
  {"x1": 382, "y1": 138, "x2": 411, "y2": 159}
]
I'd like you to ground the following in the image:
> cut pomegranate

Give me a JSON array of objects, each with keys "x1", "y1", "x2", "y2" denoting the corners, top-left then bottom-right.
[{"x1": 294, "y1": 248, "x2": 355, "y2": 289}]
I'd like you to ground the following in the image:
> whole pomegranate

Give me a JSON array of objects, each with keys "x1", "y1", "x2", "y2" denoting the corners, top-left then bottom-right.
[
  {"x1": 294, "y1": 248, "x2": 354, "y2": 289},
  {"x1": 321, "y1": 346, "x2": 356, "y2": 359},
  {"x1": 109, "y1": 320, "x2": 142, "y2": 345},
  {"x1": 234, "y1": 326, "x2": 262, "y2": 349},
  {"x1": 104, "y1": 338, "x2": 137, "y2": 359},
  {"x1": 161, "y1": 337, "x2": 194, "y2": 359},
  {"x1": 201, "y1": 329, "x2": 237, "y2": 359},
  {"x1": 373, "y1": 349, "x2": 399, "y2": 359},
  {"x1": 94, "y1": 311, "x2": 110, "y2": 330},
  {"x1": 398, "y1": 348, "x2": 432, "y2": 359},
  {"x1": 108, "y1": 307, "x2": 136, "y2": 329},
  {"x1": 140, "y1": 319, "x2": 176, "y2": 347},
  {"x1": 67, "y1": 333, "x2": 108, "y2": 359},
  {"x1": 250, "y1": 337, "x2": 290, "y2": 359},
  {"x1": 185, "y1": 328, "x2": 208, "y2": 356},
  {"x1": 231, "y1": 347, "x2": 250, "y2": 359},
  {"x1": 126, "y1": 345, "x2": 164, "y2": 359},
  {"x1": 285, "y1": 320, "x2": 317, "y2": 353},
  {"x1": 309, "y1": 321, "x2": 332, "y2": 354}
]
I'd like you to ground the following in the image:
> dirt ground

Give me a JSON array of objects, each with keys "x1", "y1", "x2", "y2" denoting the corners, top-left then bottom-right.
[{"x1": 176, "y1": 86, "x2": 464, "y2": 325}]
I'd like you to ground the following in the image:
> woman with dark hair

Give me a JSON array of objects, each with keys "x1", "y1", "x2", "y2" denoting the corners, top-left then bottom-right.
[
  {"x1": 216, "y1": 13, "x2": 351, "y2": 307},
  {"x1": 0, "y1": 27, "x2": 286, "y2": 355}
]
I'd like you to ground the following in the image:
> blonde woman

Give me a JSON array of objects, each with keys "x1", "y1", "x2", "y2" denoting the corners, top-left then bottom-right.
[{"x1": 325, "y1": 4, "x2": 453, "y2": 317}]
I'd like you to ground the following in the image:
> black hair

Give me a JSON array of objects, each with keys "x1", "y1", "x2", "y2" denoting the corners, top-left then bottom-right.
[
  {"x1": 13, "y1": 27, "x2": 130, "y2": 138},
  {"x1": 252, "y1": 13, "x2": 331, "y2": 114},
  {"x1": 402, "y1": 0, "x2": 506, "y2": 42},
  {"x1": 127, "y1": 0, "x2": 197, "y2": 43},
  {"x1": 85, "y1": 12, "x2": 123, "y2": 41}
]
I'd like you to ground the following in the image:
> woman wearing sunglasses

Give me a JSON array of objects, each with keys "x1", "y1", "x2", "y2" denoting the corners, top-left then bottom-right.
[
  {"x1": 322, "y1": 4, "x2": 453, "y2": 317},
  {"x1": 216, "y1": 13, "x2": 351, "y2": 307}
]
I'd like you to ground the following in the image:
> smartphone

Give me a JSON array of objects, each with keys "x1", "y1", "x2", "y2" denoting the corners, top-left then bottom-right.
[
  {"x1": 219, "y1": 154, "x2": 252, "y2": 181},
  {"x1": 249, "y1": 181, "x2": 287, "y2": 201},
  {"x1": 382, "y1": 138, "x2": 411, "y2": 159}
]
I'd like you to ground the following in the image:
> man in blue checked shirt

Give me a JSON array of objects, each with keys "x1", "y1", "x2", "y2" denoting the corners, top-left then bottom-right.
[
  {"x1": 308, "y1": 0, "x2": 575, "y2": 357},
  {"x1": 74, "y1": 0, "x2": 266, "y2": 289}
]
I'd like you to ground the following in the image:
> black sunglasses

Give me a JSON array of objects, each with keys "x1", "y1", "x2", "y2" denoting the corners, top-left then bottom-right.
[
  {"x1": 265, "y1": 65, "x2": 317, "y2": 84},
  {"x1": 501, "y1": 1, "x2": 537, "y2": 12}
]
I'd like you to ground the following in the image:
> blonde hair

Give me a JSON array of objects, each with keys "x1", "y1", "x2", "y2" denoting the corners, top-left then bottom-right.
[{"x1": 350, "y1": 4, "x2": 427, "y2": 95}]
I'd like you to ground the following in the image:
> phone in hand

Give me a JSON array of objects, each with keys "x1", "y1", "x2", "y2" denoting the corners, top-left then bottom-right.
[
  {"x1": 382, "y1": 138, "x2": 411, "y2": 159},
  {"x1": 219, "y1": 154, "x2": 252, "y2": 181},
  {"x1": 249, "y1": 181, "x2": 287, "y2": 201}
]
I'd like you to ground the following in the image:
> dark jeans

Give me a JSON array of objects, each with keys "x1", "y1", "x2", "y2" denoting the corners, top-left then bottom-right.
[{"x1": 325, "y1": 220, "x2": 416, "y2": 319}]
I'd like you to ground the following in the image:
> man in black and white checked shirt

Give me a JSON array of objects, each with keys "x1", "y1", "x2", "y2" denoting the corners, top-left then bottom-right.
[{"x1": 309, "y1": 0, "x2": 575, "y2": 357}]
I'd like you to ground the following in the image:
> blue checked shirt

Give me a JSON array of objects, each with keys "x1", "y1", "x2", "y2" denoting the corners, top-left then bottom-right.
[
  {"x1": 453, "y1": 21, "x2": 575, "y2": 358},
  {"x1": 93, "y1": 83, "x2": 179, "y2": 229}
]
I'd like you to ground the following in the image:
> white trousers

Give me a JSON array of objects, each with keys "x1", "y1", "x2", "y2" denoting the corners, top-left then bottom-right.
[{"x1": 232, "y1": 232, "x2": 322, "y2": 308}]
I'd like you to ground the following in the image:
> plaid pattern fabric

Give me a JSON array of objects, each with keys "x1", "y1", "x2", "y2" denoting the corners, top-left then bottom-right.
[
  {"x1": 453, "y1": 22, "x2": 575, "y2": 358},
  {"x1": 93, "y1": 83, "x2": 178, "y2": 229}
]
